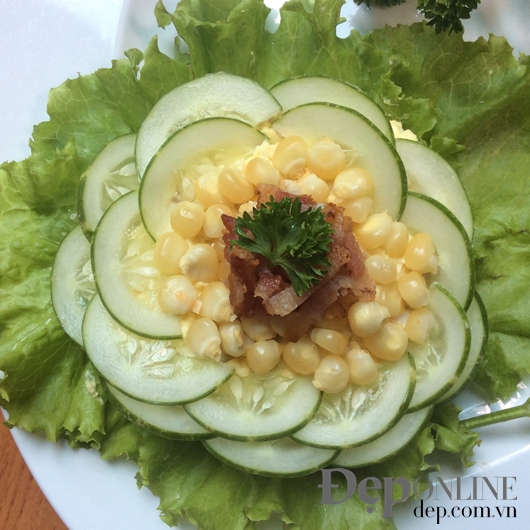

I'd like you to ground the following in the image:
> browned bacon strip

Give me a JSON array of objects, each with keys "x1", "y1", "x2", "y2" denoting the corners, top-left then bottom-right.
[{"x1": 222, "y1": 186, "x2": 375, "y2": 331}]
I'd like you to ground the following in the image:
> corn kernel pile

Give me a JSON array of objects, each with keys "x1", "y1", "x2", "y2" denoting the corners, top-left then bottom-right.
[{"x1": 151, "y1": 134, "x2": 438, "y2": 394}]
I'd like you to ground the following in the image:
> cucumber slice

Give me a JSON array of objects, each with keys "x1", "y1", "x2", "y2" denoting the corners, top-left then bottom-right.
[
  {"x1": 203, "y1": 436, "x2": 338, "y2": 477},
  {"x1": 83, "y1": 294, "x2": 233, "y2": 405},
  {"x1": 184, "y1": 372, "x2": 322, "y2": 441},
  {"x1": 437, "y1": 292, "x2": 488, "y2": 404},
  {"x1": 51, "y1": 225, "x2": 96, "y2": 346},
  {"x1": 78, "y1": 133, "x2": 138, "y2": 240},
  {"x1": 396, "y1": 139, "x2": 473, "y2": 238},
  {"x1": 139, "y1": 117, "x2": 266, "y2": 240},
  {"x1": 291, "y1": 354, "x2": 415, "y2": 449},
  {"x1": 399, "y1": 192, "x2": 475, "y2": 310},
  {"x1": 408, "y1": 283, "x2": 471, "y2": 412},
  {"x1": 136, "y1": 72, "x2": 281, "y2": 179},
  {"x1": 332, "y1": 406, "x2": 432, "y2": 468},
  {"x1": 271, "y1": 103, "x2": 407, "y2": 220},
  {"x1": 91, "y1": 190, "x2": 181, "y2": 339},
  {"x1": 104, "y1": 382, "x2": 213, "y2": 440},
  {"x1": 270, "y1": 76, "x2": 393, "y2": 141}
]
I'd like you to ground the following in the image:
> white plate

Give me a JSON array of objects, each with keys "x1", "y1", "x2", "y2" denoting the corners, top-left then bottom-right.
[{"x1": 1, "y1": 1, "x2": 530, "y2": 529}]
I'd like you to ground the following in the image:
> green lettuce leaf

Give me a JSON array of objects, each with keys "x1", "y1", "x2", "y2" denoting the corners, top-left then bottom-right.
[{"x1": 2, "y1": 0, "x2": 530, "y2": 528}]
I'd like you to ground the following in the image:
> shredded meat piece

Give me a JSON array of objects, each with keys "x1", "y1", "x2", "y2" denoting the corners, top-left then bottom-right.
[
  {"x1": 222, "y1": 185, "x2": 375, "y2": 336},
  {"x1": 254, "y1": 269, "x2": 285, "y2": 300}
]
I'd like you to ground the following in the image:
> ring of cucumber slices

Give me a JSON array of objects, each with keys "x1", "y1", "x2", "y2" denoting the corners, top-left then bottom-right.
[
  {"x1": 291, "y1": 353, "x2": 415, "y2": 449},
  {"x1": 91, "y1": 190, "x2": 183, "y2": 339},
  {"x1": 51, "y1": 71, "x2": 487, "y2": 477},
  {"x1": 83, "y1": 294, "x2": 233, "y2": 405},
  {"x1": 103, "y1": 381, "x2": 214, "y2": 440},
  {"x1": 51, "y1": 225, "x2": 95, "y2": 346}
]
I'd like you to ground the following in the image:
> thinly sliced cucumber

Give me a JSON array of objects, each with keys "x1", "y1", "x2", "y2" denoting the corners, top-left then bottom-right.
[
  {"x1": 83, "y1": 294, "x2": 233, "y2": 405},
  {"x1": 104, "y1": 382, "x2": 213, "y2": 440},
  {"x1": 399, "y1": 192, "x2": 475, "y2": 310},
  {"x1": 136, "y1": 72, "x2": 281, "y2": 179},
  {"x1": 78, "y1": 133, "x2": 138, "y2": 240},
  {"x1": 270, "y1": 76, "x2": 393, "y2": 141},
  {"x1": 51, "y1": 225, "x2": 96, "y2": 346},
  {"x1": 408, "y1": 283, "x2": 471, "y2": 412},
  {"x1": 203, "y1": 437, "x2": 338, "y2": 477},
  {"x1": 184, "y1": 372, "x2": 322, "y2": 441},
  {"x1": 291, "y1": 354, "x2": 415, "y2": 449},
  {"x1": 437, "y1": 292, "x2": 487, "y2": 404},
  {"x1": 271, "y1": 103, "x2": 407, "y2": 220},
  {"x1": 332, "y1": 406, "x2": 432, "y2": 468},
  {"x1": 139, "y1": 117, "x2": 266, "y2": 240},
  {"x1": 92, "y1": 190, "x2": 181, "y2": 339},
  {"x1": 396, "y1": 139, "x2": 473, "y2": 238}
]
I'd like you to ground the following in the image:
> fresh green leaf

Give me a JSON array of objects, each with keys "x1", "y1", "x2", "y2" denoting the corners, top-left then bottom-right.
[{"x1": 430, "y1": 404, "x2": 480, "y2": 467}]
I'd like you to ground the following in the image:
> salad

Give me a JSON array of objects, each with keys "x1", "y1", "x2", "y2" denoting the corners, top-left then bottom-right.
[{"x1": 1, "y1": 1, "x2": 530, "y2": 529}]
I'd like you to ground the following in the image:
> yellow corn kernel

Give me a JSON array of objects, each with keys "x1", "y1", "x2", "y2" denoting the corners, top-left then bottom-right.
[
  {"x1": 245, "y1": 157, "x2": 280, "y2": 186},
  {"x1": 170, "y1": 201, "x2": 205, "y2": 238},
  {"x1": 405, "y1": 307, "x2": 436, "y2": 344},
  {"x1": 397, "y1": 271, "x2": 431, "y2": 308},
  {"x1": 375, "y1": 282, "x2": 405, "y2": 318},
  {"x1": 186, "y1": 317, "x2": 222, "y2": 360},
  {"x1": 194, "y1": 173, "x2": 232, "y2": 207},
  {"x1": 332, "y1": 167, "x2": 373, "y2": 200},
  {"x1": 354, "y1": 213, "x2": 393, "y2": 250},
  {"x1": 363, "y1": 322, "x2": 408, "y2": 361},
  {"x1": 270, "y1": 315, "x2": 288, "y2": 337},
  {"x1": 310, "y1": 327, "x2": 348, "y2": 356},
  {"x1": 199, "y1": 281, "x2": 234, "y2": 323},
  {"x1": 153, "y1": 231, "x2": 189, "y2": 275},
  {"x1": 203, "y1": 203, "x2": 234, "y2": 239},
  {"x1": 341, "y1": 197, "x2": 373, "y2": 223},
  {"x1": 345, "y1": 343, "x2": 379, "y2": 385},
  {"x1": 241, "y1": 314, "x2": 276, "y2": 341},
  {"x1": 307, "y1": 139, "x2": 346, "y2": 181},
  {"x1": 312, "y1": 355, "x2": 350, "y2": 393},
  {"x1": 226, "y1": 356, "x2": 252, "y2": 378},
  {"x1": 404, "y1": 233, "x2": 438, "y2": 274},
  {"x1": 219, "y1": 320, "x2": 249, "y2": 357},
  {"x1": 179, "y1": 243, "x2": 218, "y2": 283},
  {"x1": 365, "y1": 255, "x2": 398, "y2": 285},
  {"x1": 158, "y1": 275, "x2": 198, "y2": 315},
  {"x1": 282, "y1": 337, "x2": 321, "y2": 375},
  {"x1": 382, "y1": 221, "x2": 409, "y2": 258},
  {"x1": 218, "y1": 167, "x2": 255, "y2": 204},
  {"x1": 348, "y1": 301, "x2": 390, "y2": 338},
  {"x1": 246, "y1": 340, "x2": 281, "y2": 374},
  {"x1": 212, "y1": 240, "x2": 226, "y2": 261},
  {"x1": 298, "y1": 173, "x2": 330, "y2": 202},
  {"x1": 272, "y1": 135, "x2": 308, "y2": 178},
  {"x1": 217, "y1": 259, "x2": 231, "y2": 281}
]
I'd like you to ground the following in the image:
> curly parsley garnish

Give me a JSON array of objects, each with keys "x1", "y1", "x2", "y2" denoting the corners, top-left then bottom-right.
[
  {"x1": 354, "y1": 0, "x2": 479, "y2": 34},
  {"x1": 231, "y1": 197, "x2": 334, "y2": 296}
]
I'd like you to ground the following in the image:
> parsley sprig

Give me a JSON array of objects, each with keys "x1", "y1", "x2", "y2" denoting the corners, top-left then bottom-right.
[
  {"x1": 231, "y1": 197, "x2": 334, "y2": 296},
  {"x1": 354, "y1": 0, "x2": 481, "y2": 34}
]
